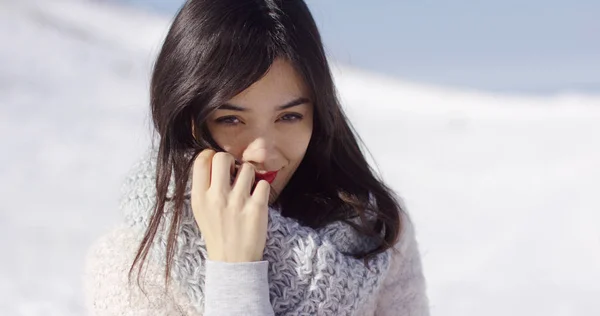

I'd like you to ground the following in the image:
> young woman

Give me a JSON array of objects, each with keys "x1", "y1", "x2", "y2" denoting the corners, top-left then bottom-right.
[{"x1": 84, "y1": 0, "x2": 429, "y2": 315}]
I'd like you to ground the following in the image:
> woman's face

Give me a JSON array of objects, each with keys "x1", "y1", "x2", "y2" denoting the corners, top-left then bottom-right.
[{"x1": 206, "y1": 58, "x2": 314, "y2": 201}]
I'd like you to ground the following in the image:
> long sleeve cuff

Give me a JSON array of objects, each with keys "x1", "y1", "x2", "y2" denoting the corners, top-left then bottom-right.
[{"x1": 204, "y1": 260, "x2": 274, "y2": 316}]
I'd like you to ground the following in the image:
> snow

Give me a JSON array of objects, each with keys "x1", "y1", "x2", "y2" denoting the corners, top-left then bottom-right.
[{"x1": 1, "y1": 0, "x2": 599, "y2": 315}]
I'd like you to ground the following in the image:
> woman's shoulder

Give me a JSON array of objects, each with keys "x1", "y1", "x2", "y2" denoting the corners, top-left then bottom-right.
[
  {"x1": 374, "y1": 211, "x2": 430, "y2": 315},
  {"x1": 395, "y1": 210, "x2": 419, "y2": 254},
  {"x1": 84, "y1": 225, "x2": 145, "y2": 284},
  {"x1": 87, "y1": 225, "x2": 142, "y2": 255},
  {"x1": 83, "y1": 146, "x2": 165, "y2": 306},
  {"x1": 84, "y1": 145, "x2": 168, "y2": 281},
  {"x1": 83, "y1": 226, "x2": 144, "y2": 308},
  {"x1": 83, "y1": 225, "x2": 199, "y2": 315},
  {"x1": 382, "y1": 210, "x2": 424, "y2": 278},
  {"x1": 86, "y1": 146, "x2": 160, "y2": 274}
]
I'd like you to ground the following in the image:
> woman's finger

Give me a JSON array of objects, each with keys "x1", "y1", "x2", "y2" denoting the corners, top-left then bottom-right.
[
  {"x1": 232, "y1": 162, "x2": 255, "y2": 197},
  {"x1": 250, "y1": 179, "x2": 271, "y2": 207},
  {"x1": 210, "y1": 151, "x2": 235, "y2": 192},
  {"x1": 192, "y1": 149, "x2": 216, "y2": 193}
]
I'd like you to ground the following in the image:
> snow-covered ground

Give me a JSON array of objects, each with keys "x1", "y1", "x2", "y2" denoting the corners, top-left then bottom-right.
[{"x1": 1, "y1": 0, "x2": 599, "y2": 315}]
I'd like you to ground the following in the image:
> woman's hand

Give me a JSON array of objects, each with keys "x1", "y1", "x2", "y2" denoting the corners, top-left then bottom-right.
[{"x1": 191, "y1": 149, "x2": 271, "y2": 263}]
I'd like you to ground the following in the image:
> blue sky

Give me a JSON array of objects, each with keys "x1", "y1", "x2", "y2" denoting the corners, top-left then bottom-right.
[{"x1": 114, "y1": 0, "x2": 600, "y2": 94}]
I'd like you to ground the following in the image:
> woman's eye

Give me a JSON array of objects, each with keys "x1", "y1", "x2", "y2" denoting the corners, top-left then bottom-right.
[
  {"x1": 280, "y1": 113, "x2": 303, "y2": 122},
  {"x1": 215, "y1": 116, "x2": 241, "y2": 125},
  {"x1": 215, "y1": 113, "x2": 302, "y2": 126}
]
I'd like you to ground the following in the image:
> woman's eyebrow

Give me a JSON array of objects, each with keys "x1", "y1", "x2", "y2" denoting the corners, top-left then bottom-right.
[{"x1": 219, "y1": 97, "x2": 311, "y2": 112}]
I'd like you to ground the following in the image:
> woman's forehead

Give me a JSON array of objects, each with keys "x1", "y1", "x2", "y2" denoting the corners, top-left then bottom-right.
[{"x1": 224, "y1": 59, "x2": 311, "y2": 110}]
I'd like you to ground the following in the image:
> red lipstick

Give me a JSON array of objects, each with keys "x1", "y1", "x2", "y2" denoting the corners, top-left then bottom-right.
[{"x1": 255, "y1": 171, "x2": 278, "y2": 184}]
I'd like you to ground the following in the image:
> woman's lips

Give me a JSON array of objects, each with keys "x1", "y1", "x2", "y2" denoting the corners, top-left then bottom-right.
[{"x1": 255, "y1": 171, "x2": 278, "y2": 184}]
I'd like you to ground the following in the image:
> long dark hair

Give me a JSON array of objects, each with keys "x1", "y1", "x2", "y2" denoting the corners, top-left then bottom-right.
[{"x1": 130, "y1": 0, "x2": 405, "y2": 286}]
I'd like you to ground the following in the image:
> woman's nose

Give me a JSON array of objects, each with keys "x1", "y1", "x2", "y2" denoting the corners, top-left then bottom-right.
[{"x1": 242, "y1": 137, "x2": 280, "y2": 172}]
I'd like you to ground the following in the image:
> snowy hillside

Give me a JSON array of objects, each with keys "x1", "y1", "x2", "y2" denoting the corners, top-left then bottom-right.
[{"x1": 1, "y1": 0, "x2": 599, "y2": 315}]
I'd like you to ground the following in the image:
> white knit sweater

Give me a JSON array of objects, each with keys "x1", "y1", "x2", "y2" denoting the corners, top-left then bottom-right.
[{"x1": 83, "y1": 148, "x2": 430, "y2": 315}]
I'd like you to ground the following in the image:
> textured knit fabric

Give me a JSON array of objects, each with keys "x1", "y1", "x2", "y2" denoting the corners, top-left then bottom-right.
[{"x1": 83, "y1": 147, "x2": 430, "y2": 315}]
